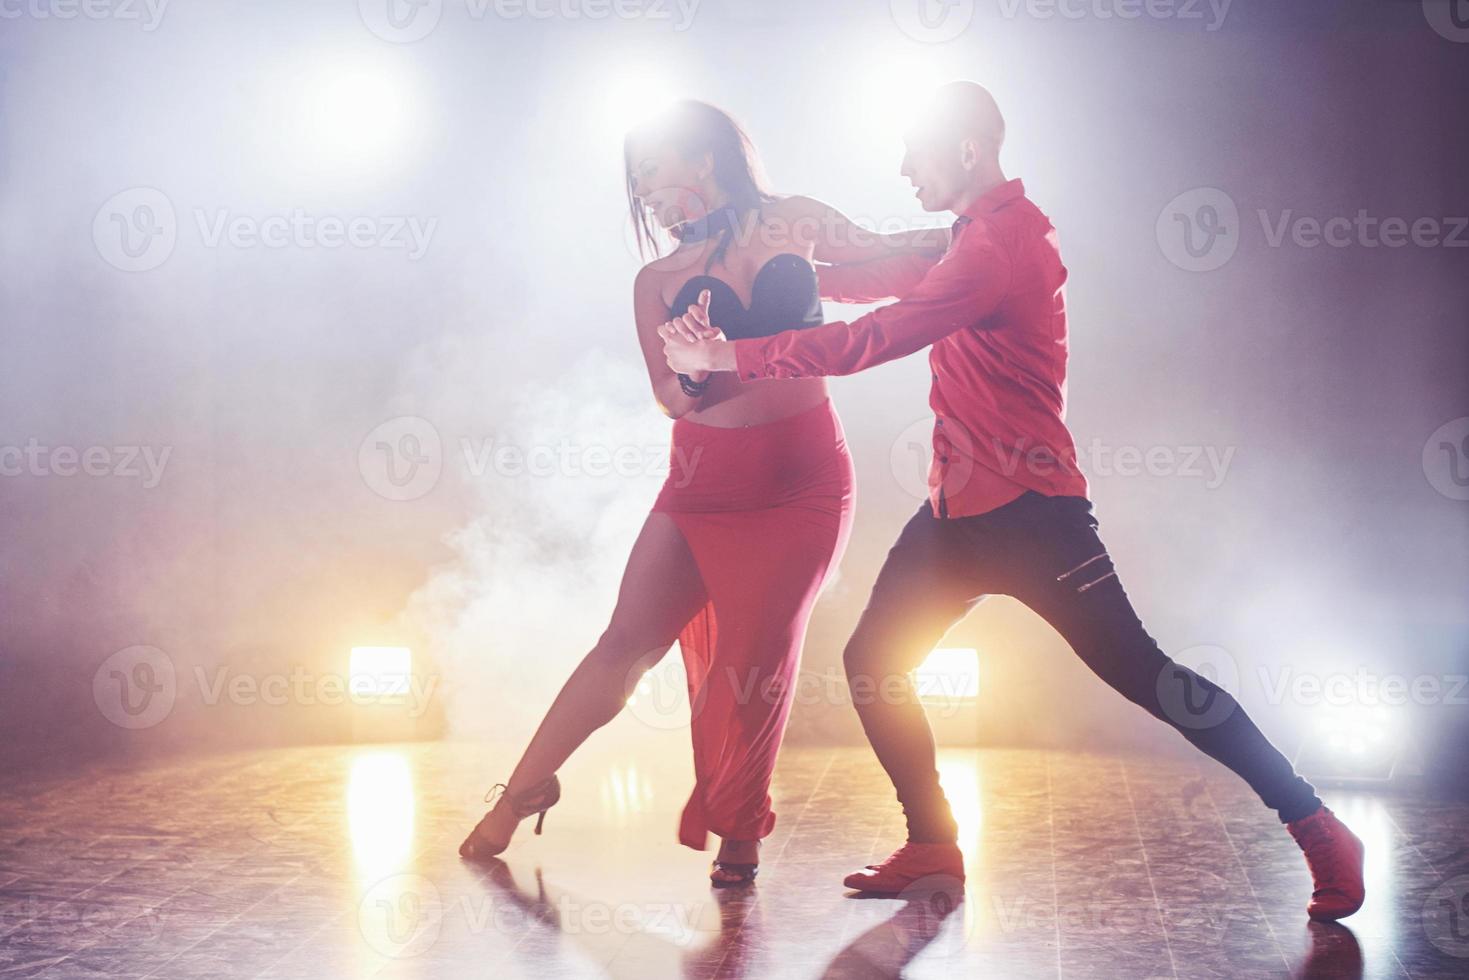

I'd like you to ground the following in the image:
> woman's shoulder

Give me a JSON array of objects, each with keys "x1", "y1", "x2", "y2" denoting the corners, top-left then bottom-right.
[
  {"x1": 636, "y1": 250, "x2": 688, "y2": 285},
  {"x1": 762, "y1": 194, "x2": 827, "y2": 223},
  {"x1": 635, "y1": 246, "x2": 709, "y2": 307},
  {"x1": 758, "y1": 195, "x2": 838, "y2": 250}
]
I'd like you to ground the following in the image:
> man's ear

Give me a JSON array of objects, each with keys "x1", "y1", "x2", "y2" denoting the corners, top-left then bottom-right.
[
  {"x1": 958, "y1": 138, "x2": 980, "y2": 173},
  {"x1": 696, "y1": 150, "x2": 715, "y2": 181}
]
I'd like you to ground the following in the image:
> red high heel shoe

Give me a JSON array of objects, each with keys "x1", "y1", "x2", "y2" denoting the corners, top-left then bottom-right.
[{"x1": 459, "y1": 775, "x2": 561, "y2": 861}]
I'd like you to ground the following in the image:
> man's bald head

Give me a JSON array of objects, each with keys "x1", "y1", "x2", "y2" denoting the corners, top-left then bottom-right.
[
  {"x1": 900, "y1": 81, "x2": 1009, "y2": 215},
  {"x1": 906, "y1": 81, "x2": 1006, "y2": 156}
]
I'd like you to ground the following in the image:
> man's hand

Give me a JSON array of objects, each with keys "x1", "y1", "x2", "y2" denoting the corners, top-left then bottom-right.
[{"x1": 659, "y1": 289, "x2": 735, "y2": 376}]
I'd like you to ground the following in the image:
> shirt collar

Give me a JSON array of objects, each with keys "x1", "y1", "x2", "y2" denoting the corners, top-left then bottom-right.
[{"x1": 957, "y1": 178, "x2": 1025, "y2": 223}]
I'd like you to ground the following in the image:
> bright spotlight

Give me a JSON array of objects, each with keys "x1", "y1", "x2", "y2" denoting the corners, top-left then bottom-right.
[
  {"x1": 598, "y1": 64, "x2": 680, "y2": 144},
  {"x1": 915, "y1": 647, "x2": 980, "y2": 703},
  {"x1": 854, "y1": 51, "x2": 953, "y2": 139},
  {"x1": 1295, "y1": 704, "x2": 1405, "y2": 785},
  {"x1": 273, "y1": 54, "x2": 419, "y2": 183},
  {"x1": 350, "y1": 646, "x2": 412, "y2": 699}
]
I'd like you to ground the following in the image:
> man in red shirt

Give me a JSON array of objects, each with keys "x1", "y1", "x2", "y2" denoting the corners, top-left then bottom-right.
[{"x1": 662, "y1": 82, "x2": 1365, "y2": 920}]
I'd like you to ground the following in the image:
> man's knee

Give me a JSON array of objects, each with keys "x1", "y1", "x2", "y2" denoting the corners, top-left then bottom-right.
[
  {"x1": 842, "y1": 623, "x2": 886, "y2": 679},
  {"x1": 844, "y1": 620, "x2": 933, "y2": 712}
]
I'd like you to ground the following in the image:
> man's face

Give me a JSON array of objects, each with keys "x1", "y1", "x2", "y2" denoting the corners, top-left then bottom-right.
[{"x1": 900, "y1": 132, "x2": 966, "y2": 214}]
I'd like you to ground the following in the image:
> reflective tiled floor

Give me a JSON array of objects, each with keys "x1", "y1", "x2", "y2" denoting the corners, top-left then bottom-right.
[{"x1": 1, "y1": 739, "x2": 1465, "y2": 979}]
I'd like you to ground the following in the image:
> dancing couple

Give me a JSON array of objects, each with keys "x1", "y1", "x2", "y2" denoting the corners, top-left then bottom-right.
[{"x1": 461, "y1": 83, "x2": 1366, "y2": 920}]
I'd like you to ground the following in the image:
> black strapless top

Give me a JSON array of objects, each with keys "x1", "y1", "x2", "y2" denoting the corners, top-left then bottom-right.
[{"x1": 670, "y1": 253, "x2": 823, "y2": 341}]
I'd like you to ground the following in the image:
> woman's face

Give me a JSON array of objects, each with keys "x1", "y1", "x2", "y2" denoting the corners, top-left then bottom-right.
[{"x1": 627, "y1": 138, "x2": 712, "y2": 230}]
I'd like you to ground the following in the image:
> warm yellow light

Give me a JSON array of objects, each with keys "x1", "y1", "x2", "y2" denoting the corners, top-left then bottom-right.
[
  {"x1": 350, "y1": 646, "x2": 412, "y2": 698},
  {"x1": 915, "y1": 647, "x2": 980, "y2": 702},
  {"x1": 347, "y1": 752, "x2": 415, "y2": 880},
  {"x1": 936, "y1": 752, "x2": 982, "y2": 853}
]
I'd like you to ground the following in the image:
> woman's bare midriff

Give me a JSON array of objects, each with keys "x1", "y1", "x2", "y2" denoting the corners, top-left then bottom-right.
[{"x1": 682, "y1": 374, "x2": 829, "y2": 428}]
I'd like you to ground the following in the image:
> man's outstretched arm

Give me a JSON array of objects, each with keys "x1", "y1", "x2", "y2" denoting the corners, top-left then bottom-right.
[
  {"x1": 817, "y1": 252, "x2": 942, "y2": 305},
  {"x1": 665, "y1": 222, "x2": 1012, "y2": 381}
]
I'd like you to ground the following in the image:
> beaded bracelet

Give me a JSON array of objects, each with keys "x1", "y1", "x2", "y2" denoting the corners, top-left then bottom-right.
[{"x1": 678, "y1": 373, "x2": 710, "y2": 398}]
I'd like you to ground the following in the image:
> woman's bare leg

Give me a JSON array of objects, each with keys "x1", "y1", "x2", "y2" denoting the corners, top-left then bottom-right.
[{"x1": 500, "y1": 512, "x2": 706, "y2": 800}]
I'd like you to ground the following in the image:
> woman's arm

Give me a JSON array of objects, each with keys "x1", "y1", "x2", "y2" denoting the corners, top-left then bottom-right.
[
  {"x1": 634, "y1": 265, "x2": 709, "y2": 420},
  {"x1": 774, "y1": 195, "x2": 950, "y2": 266}
]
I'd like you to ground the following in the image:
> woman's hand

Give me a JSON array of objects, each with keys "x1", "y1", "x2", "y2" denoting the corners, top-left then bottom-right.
[
  {"x1": 660, "y1": 289, "x2": 723, "y2": 343},
  {"x1": 659, "y1": 289, "x2": 732, "y2": 376}
]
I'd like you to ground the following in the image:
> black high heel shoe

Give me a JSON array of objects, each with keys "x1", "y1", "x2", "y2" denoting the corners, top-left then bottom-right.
[
  {"x1": 709, "y1": 861, "x2": 759, "y2": 888},
  {"x1": 459, "y1": 775, "x2": 561, "y2": 861},
  {"x1": 710, "y1": 839, "x2": 760, "y2": 888}
]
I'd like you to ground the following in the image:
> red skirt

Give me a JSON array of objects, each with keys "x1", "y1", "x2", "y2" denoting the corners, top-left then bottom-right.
[{"x1": 653, "y1": 398, "x2": 855, "y2": 849}]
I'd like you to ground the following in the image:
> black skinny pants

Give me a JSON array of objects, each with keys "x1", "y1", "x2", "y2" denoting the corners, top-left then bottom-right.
[{"x1": 843, "y1": 492, "x2": 1321, "y2": 842}]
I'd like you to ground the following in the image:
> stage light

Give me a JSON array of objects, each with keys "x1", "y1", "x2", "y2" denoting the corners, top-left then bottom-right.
[
  {"x1": 272, "y1": 53, "x2": 419, "y2": 184},
  {"x1": 598, "y1": 64, "x2": 679, "y2": 145},
  {"x1": 916, "y1": 647, "x2": 980, "y2": 703},
  {"x1": 853, "y1": 50, "x2": 952, "y2": 141},
  {"x1": 1295, "y1": 703, "x2": 1405, "y2": 785},
  {"x1": 1316, "y1": 705, "x2": 1391, "y2": 753},
  {"x1": 350, "y1": 646, "x2": 412, "y2": 699}
]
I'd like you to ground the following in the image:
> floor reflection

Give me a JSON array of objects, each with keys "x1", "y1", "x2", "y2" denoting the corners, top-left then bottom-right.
[
  {"x1": 826, "y1": 884, "x2": 967, "y2": 977},
  {"x1": 0, "y1": 743, "x2": 1462, "y2": 979},
  {"x1": 601, "y1": 764, "x2": 658, "y2": 829},
  {"x1": 1293, "y1": 921, "x2": 1364, "y2": 980},
  {"x1": 347, "y1": 750, "x2": 419, "y2": 980},
  {"x1": 347, "y1": 750, "x2": 415, "y2": 882},
  {"x1": 1323, "y1": 794, "x2": 1396, "y2": 939},
  {"x1": 471, "y1": 857, "x2": 725, "y2": 978}
]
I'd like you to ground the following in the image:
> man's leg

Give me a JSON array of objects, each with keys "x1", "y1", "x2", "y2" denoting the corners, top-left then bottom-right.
[
  {"x1": 994, "y1": 494, "x2": 1320, "y2": 819},
  {"x1": 843, "y1": 501, "x2": 989, "y2": 845},
  {"x1": 996, "y1": 493, "x2": 1364, "y2": 920}
]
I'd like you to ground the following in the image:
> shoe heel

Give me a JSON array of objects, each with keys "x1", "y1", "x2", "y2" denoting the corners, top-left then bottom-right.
[{"x1": 534, "y1": 810, "x2": 548, "y2": 835}]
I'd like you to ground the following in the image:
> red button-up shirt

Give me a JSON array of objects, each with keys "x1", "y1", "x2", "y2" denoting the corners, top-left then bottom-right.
[{"x1": 732, "y1": 178, "x2": 1088, "y2": 518}]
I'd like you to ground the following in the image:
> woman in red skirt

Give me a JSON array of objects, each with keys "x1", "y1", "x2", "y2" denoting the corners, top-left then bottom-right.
[{"x1": 460, "y1": 101, "x2": 943, "y2": 885}]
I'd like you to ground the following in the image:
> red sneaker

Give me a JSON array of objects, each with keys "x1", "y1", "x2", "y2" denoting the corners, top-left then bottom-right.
[
  {"x1": 1286, "y1": 806, "x2": 1365, "y2": 921},
  {"x1": 843, "y1": 841, "x2": 965, "y2": 894}
]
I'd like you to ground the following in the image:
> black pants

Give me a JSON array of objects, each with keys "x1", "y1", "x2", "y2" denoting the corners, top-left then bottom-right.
[{"x1": 843, "y1": 492, "x2": 1321, "y2": 842}]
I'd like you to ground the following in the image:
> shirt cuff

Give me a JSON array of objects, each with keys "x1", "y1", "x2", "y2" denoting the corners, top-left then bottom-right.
[{"x1": 733, "y1": 339, "x2": 770, "y2": 383}]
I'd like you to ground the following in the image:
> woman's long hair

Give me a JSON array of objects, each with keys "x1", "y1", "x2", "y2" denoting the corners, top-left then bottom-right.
[{"x1": 624, "y1": 100, "x2": 775, "y2": 269}]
